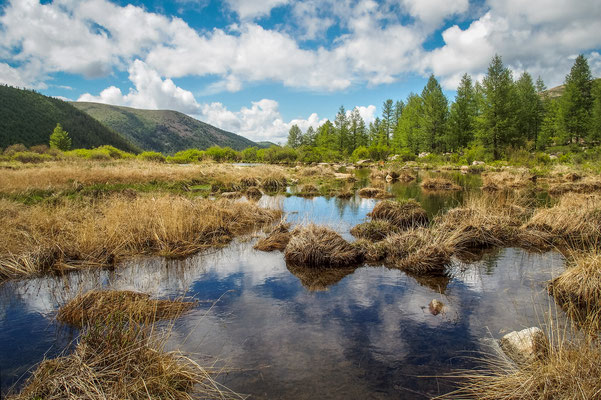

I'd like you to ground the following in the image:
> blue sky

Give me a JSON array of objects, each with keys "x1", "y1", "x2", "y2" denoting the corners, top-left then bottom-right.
[{"x1": 1, "y1": 0, "x2": 601, "y2": 143}]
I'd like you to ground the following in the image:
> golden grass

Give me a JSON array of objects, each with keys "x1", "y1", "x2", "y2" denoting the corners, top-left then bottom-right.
[
  {"x1": 383, "y1": 228, "x2": 452, "y2": 275},
  {"x1": 245, "y1": 186, "x2": 263, "y2": 200},
  {"x1": 550, "y1": 251, "x2": 601, "y2": 332},
  {"x1": 297, "y1": 184, "x2": 320, "y2": 197},
  {"x1": 548, "y1": 176, "x2": 601, "y2": 196},
  {"x1": 367, "y1": 199, "x2": 429, "y2": 229},
  {"x1": 10, "y1": 307, "x2": 242, "y2": 400},
  {"x1": 57, "y1": 290, "x2": 196, "y2": 327},
  {"x1": 358, "y1": 187, "x2": 394, "y2": 199},
  {"x1": 439, "y1": 332, "x2": 601, "y2": 400},
  {"x1": 420, "y1": 177, "x2": 461, "y2": 191},
  {"x1": 254, "y1": 222, "x2": 291, "y2": 251},
  {"x1": 525, "y1": 193, "x2": 601, "y2": 247},
  {"x1": 0, "y1": 195, "x2": 281, "y2": 280},
  {"x1": 481, "y1": 170, "x2": 535, "y2": 191},
  {"x1": 350, "y1": 219, "x2": 399, "y2": 241},
  {"x1": 284, "y1": 224, "x2": 364, "y2": 268},
  {"x1": 352, "y1": 239, "x2": 388, "y2": 263}
]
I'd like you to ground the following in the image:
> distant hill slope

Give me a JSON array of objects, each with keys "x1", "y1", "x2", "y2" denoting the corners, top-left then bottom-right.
[
  {"x1": 544, "y1": 78, "x2": 601, "y2": 99},
  {"x1": 0, "y1": 85, "x2": 139, "y2": 152},
  {"x1": 72, "y1": 102, "x2": 258, "y2": 154}
]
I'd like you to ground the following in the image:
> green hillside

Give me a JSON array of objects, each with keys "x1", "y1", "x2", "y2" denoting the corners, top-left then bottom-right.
[
  {"x1": 72, "y1": 102, "x2": 257, "y2": 154},
  {"x1": 0, "y1": 85, "x2": 139, "y2": 152}
]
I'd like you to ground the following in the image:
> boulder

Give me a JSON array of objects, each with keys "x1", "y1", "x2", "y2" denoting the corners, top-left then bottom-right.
[
  {"x1": 356, "y1": 159, "x2": 372, "y2": 166},
  {"x1": 429, "y1": 299, "x2": 444, "y2": 315},
  {"x1": 499, "y1": 327, "x2": 548, "y2": 364},
  {"x1": 472, "y1": 160, "x2": 485, "y2": 166}
]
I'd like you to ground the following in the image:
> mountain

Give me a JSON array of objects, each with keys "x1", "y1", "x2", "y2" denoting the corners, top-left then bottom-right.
[
  {"x1": 544, "y1": 78, "x2": 600, "y2": 99},
  {"x1": 0, "y1": 85, "x2": 139, "y2": 152},
  {"x1": 256, "y1": 141, "x2": 279, "y2": 148},
  {"x1": 72, "y1": 102, "x2": 257, "y2": 154}
]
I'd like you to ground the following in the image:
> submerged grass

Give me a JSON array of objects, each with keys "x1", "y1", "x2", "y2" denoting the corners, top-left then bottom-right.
[
  {"x1": 0, "y1": 195, "x2": 281, "y2": 280},
  {"x1": 284, "y1": 224, "x2": 363, "y2": 268},
  {"x1": 57, "y1": 290, "x2": 196, "y2": 327}
]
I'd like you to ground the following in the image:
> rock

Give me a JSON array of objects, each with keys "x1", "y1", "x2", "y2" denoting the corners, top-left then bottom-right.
[
  {"x1": 334, "y1": 173, "x2": 354, "y2": 181},
  {"x1": 385, "y1": 174, "x2": 394, "y2": 182},
  {"x1": 418, "y1": 152, "x2": 430, "y2": 158},
  {"x1": 472, "y1": 160, "x2": 485, "y2": 166},
  {"x1": 388, "y1": 154, "x2": 400, "y2": 161},
  {"x1": 549, "y1": 154, "x2": 558, "y2": 160},
  {"x1": 356, "y1": 159, "x2": 372, "y2": 166},
  {"x1": 429, "y1": 299, "x2": 444, "y2": 315},
  {"x1": 500, "y1": 327, "x2": 548, "y2": 364},
  {"x1": 460, "y1": 165, "x2": 469, "y2": 175}
]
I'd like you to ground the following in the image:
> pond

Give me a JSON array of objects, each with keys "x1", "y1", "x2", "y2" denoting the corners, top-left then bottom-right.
[{"x1": 0, "y1": 173, "x2": 565, "y2": 399}]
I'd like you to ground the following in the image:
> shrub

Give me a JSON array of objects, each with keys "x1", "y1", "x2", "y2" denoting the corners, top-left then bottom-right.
[
  {"x1": 3, "y1": 143, "x2": 27, "y2": 156},
  {"x1": 351, "y1": 146, "x2": 370, "y2": 161},
  {"x1": 12, "y1": 151, "x2": 52, "y2": 163},
  {"x1": 29, "y1": 144, "x2": 49, "y2": 154},
  {"x1": 138, "y1": 151, "x2": 166, "y2": 162},
  {"x1": 166, "y1": 149, "x2": 204, "y2": 164}
]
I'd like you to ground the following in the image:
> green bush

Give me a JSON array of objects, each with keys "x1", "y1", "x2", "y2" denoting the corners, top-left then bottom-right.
[
  {"x1": 138, "y1": 151, "x2": 166, "y2": 162},
  {"x1": 12, "y1": 151, "x2": 52, "y2": 163},
  {"x1": 241, "y1": 147, "x2": 259, "y2": 162},
  {"x1": 3, "y1": 143, "x2": 27, "y2": 156},
  {"x1": 351, "y1": 146, "x2": 370, "y2": 161},
  {"x1": 367, "y1": 145, "x2": 390, "y2": 161},
  {"x1": 205, "y1": 146, "x2": 240, "y2": 162},
  {"x1": 97, "y1": 145, "x2": 134, "y2": 159},
  {"x1": 397, "y1": 148, "x2": 417, "y2": 162},
  {"x1": 166, "y1": 149, "x2": 204, "y2": 164}
]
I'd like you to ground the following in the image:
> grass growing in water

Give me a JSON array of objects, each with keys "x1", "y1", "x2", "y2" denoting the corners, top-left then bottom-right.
[
  {"x1": 367, "y1": 199, "x2": 429, "y2": 229},
  {"x1": 254, "y1": 222, "x2": 291, "y2": 251},
  {"x1": 420, "y1": 177, "x2": 461, "y2": 191}
]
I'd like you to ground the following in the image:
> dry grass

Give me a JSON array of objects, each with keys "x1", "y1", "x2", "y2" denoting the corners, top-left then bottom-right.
[
  {"x1": 284, "y1": 224, "x2": 364, "y2": 268},
  {"x1": 0, "y1": 196, "x2": 281, "y2": 280},
  {"x1": 439, "y1": 333, "x2": 601, "y2": 400},
  {"x1": 287, "y1": 264, "x2": 356, "y2": 291},
  {"x1": 420, "y1": 177, "x2": 461, "y2": 191},
  {"x1": 525, "y1": 193, "x2": 601, "y2": 247},
  {"x1": 550, "y1": 251, "x2": 601, "y2": 332},
  {"x1": 297, "y1": 184, "x2": 320, "y2": 197},
  {"x1": 358, "y1": 187, "x2": 394, "y2": 199},
  {"x1": 57, "y1": 290, "x2": 196, "y2": 327},
  {"x1": 481, "y1": 170, "x2": 535, "y2": 191},
  {"x1": 352, "y1": 239, "x2": 388, "y2": 263},
  {"x1": 245, "y1": 186, "x2": 263, "y2": 200},
  {"x1": 254, "y1": 222, "x2": 291, "y2": 251},
  {"x1": 548, "y1": 176, "x2": 601, "y2": 196},
  {"x1": 368, "y1": 199, "x2": 429, "y2": 229},
  {"x1": 350, "y1": 219, "x2": 399, "y2": 241},
  {"x1": 10, "y1": 308, "x2": 242, "y2": 400},
  {"x1": 383, "y1": 228, "x2": 452, "y2": 275}
]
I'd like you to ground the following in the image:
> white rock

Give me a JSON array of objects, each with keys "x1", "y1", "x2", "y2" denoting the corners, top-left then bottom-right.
[
  {"x1": 500, "y1": 327, "x2": 548, "y2": 364},
  {"x1": 429, "y1": 299, "x2": 444, "y2": 315}
]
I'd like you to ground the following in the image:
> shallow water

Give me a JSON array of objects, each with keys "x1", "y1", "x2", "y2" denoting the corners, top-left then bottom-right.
[{"x1": 0, "y1": 176, "x2": 566, "y2": 398}]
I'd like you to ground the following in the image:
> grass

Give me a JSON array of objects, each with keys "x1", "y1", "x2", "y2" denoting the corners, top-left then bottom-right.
[
  {"x1": 367, "y1": 199, "x2": 429, "y2": 229},
  {"x1": 297, "y1": 184, "x2": 320, "y2": 197},
  {"x1": 383, "y1": 228, "x2": 452, "y2": 275},
  {"x1": 57, "y1": 290, "x2": 197, "y2": 327},
  {"x1": 254, "y1": 222, "x2": 291, "y2": 251},
  {"x1": 284, "y1": 224, "x2": 364, "y2": 268},
  {"x1": 357, "y1": 187, "x2": 394, "y2": 199},
  {"x1": 245, "y1": 186, "x2": 263, "y2": 200},
  {"x1": 548, "y1": 175, "x2": 601, "y2": 195},
  {"x1": 350, "y1": 219, "x2": 399, "y2": 241},
  {"x1": 481, "y1": 170, "x2": 535, "y2": 191},
  {"x1": 420, "y1": 177, "x2": 461, "y2": 191},
  {"x1": 10, "y1": 305, "x2": 242, "y2": 400},
  {"x1": 0, "y1": 195, "x2": 281, "y2": 280}
]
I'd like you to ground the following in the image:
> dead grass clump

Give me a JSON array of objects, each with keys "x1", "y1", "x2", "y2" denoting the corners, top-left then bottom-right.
[
  {"x1": 287, "y1": 264, "x2": 356, "y2": 291},
  {"x1": 548, "y1": 176, "x2": 601, "y2": 195},
  {"x1": 240, "y1": 177, "x2": 259, "y2": 187},
  {"x1": 350, "y1": 219, "x2": 399, "y2": 241},
  {"x1": 525, "y1": 193, "x2": 601, "y2": 247},
  {"x1": 440, "y1": 333, "x2": 601, "y2": 400},
  {"x1": 11, "y1": 311, "x2": 241, "y2": 400},
  {"x1": 0, "y1": 196, "x2": 280, "y2": 280},
  {"x1": 245, "y1": 186, "x2": 263, "y2": 200},
  {"x1": 383, "y1": 228, "x2": 452, "y2": 275},
  {"x1": 57, "y1": 290, "x2": 196, "y2": 327},
  {"x1": 336, "y1": 189, "x2": 354, "y2": 199},
  {"x1": 358, "y1": 187, "x2": 394, "y2": 199},
  {"x1": 221, "y1": 191, "x2": 242, "y2": 199},
  {"x1": 398, "y1": 172, "x2": 416, "y2": 182},
  {"x1": 284, "y1": 224, "x2": 364, "y2": 268},
  {"x1": 481, "y1": 171, "x2": 535, "y2": 191},
  {"x1": 352, "y1": 239, "x2": 388, "y2": 263},
  {"x1": 297, "y1": 184, "x2": 320, "y2": 197},
  {"x1": 254, "y1": 222, "x2": 291, "y2": 251},
  {"x1": 550, "y1": 251, "x2": 601, "y2": 332},
  {"x1": 420, "y1": 177, "x2": 461, "y2": 191},
  {"x1": 261, "y1": 176, "x2": 287, "y2": 191},
  {"x1": 368, "y1": 200, "x2": 429, "y2": 229}
]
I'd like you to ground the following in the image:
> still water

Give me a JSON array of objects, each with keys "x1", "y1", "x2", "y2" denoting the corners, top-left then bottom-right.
[{"x1": 0, "y1": 173, "x2": 565, "y2": 399}]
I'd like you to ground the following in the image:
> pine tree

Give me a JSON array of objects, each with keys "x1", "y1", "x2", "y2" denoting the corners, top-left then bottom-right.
[
  {"x1": 393, "y1": 93, "x2": 422, "y2": 153},
  {"x1": 349, "y1": 107, "x2": 367, "y2": 150},
  {"x1": 515, "y1": 72, "x2": 541, "y2": 148},
  {"x1": 477, "y1": 55, "x2": 517, "y2": 159},
  {"x1": 315, "y1": 120, "x2": 336, "y2": 150},
  {"x1": 448, "y1": 73, "x2": 476, "y2": 151},
  {"x1": 381, "y1": 99, "x2": 394, "y2": 147},
  {"x1": 420, "y1": 74, "x2": 449, "y2": 152},
  {"x1": 590, "y1": 80, "x2": 601, "y2": 142},
  {"x1": 539, "y1": 100, "x2": 562, "y2": 148},
  {"x1": 49, "y1": 123, "x2": 72, "y2": 151},
  {"x1": 287, "y1": 124, "x2": 302, "y2": 148},
  {"x1": 535, "y1": 76, "x2": 548, "y2": 148},
  {"x1": 393, "y1": 100, "x2": 404, "y2": 133},
  {"x1": 561, "y1": 54, "x2": 593, "y2": 143},
  {"x1": 302, "y1": 126, "x2": 316, "y2": 147},
  {"x1": 334, "y1": 105, "x2": 349, "y2": 153}
]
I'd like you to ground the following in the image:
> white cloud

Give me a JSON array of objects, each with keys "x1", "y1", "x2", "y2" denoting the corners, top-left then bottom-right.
[
  {"x1": 400, "y1": 0, "x2": 469, "y2": 29},
  {"x1": 78, "y1": 60, "x2": 200, "y2": 113},
  {"x1": 224, "y1": 0, "x2": 290, "y2": 20}
]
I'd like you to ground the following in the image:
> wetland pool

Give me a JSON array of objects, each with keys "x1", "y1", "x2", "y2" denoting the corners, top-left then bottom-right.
[{"x1": 0, "y1": 175, "x2": 565, "y2": 399}]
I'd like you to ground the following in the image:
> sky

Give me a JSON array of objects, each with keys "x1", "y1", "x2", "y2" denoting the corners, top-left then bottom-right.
[{"x1": 1, "y1": 0, "x2": 601, "y2": 144}]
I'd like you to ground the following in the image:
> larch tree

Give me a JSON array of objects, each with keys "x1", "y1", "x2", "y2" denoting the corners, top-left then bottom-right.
[
  {"x1": 287, "y1": 124, "x2": 302, "y2": 148},
  {"x1": 420, "y1": 74, "x2": 449, "y2": 152},
  {"x1": 448, "y1": 73, "x2": 476, "y2": 151},
  {"x1": 49, "y1": 123, "x2": 72, "y2": 151},
  {"x1": 515, "y1": 71, "x2": 541, "y2": 148},
  {"x1": 561, "y1": 54, "x2": 593, "y2": 143}
]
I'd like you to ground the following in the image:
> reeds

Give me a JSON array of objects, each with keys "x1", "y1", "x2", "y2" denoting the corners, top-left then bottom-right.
[
  {"x1": 367, "y1": 199, "x2": 429, "y2": 229},
  {"x1": 548, "y1": 176, "x2": 601, "y2": 195},
  {"x1": 254, "y1": 222, "x2": 291, "y2": 251},
  {"x1": 0, "y1": 196, "x2": 281, "y2": 280},
  {"x1": 57, "y1": 290, "x2": 196, "y2": 327},
  {"x1": 284, "y1": 224, "x2": 364, "y2": 268},
  {"x1": 420, "y1": 177, "x2": 461, "y2": 191}
]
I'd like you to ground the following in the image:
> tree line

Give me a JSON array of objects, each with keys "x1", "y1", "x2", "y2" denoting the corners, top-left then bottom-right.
[{"x1": 287, "y1": 54, "x2": 601, "y2": 160}]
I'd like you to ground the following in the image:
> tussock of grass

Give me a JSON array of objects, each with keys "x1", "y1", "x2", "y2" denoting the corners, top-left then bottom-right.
[
  {"x1": 481, "y1": 171, "x2": 535, "y2": 191},
  {"x1": 245, "y1": 186, "x2": 263, "y2": 200},
  {"x1": 297, "y1": 184, "x2": 320, "y2": 197},
  {"x1": 0, "y1": 196, "x2": 281, "y2": 280},
  {"x1": 350, "y1": 219, "x2": 399, "y2": 241},
  {"x1": 383, "y1": 228, "x2": 452, "y2": 275},
  {"x1": 525, "y1": 193, "x2": 601, "y2": 247},
  {"x1": 550, "y1": 251, "x2": 601, "y2": 332},
  {"x1": 254, "y1": 222, "x2": 291, "y2": 251},
  {"x1": 10, "y1": 309, "x2": 241, "y2": 400},
  {"x1": 368, "y1": 199, "x2": 429, "y2": 229},
  {"x1": 420, "y1": 177, "x2": 461, "y2": 191},
  {"x1": 336, "y1": 189, "x2": 354, "y2": 199},
  {"x1": 261, "y1": 176, "x2": 287, "y2": 191},
  {"x1": 57, "y1": 290, "x2": 196, "y2": 327},
  {"x1": 284, "y1": 224, "x2": 364, "y2": 268},
  {"x1": 358, "y1": 187, "x2": 394, "y2": 199},
  {"x1": 440, "y1": 333, "x2": 601, "y2": 400},
  {"x1": 352, "y1": 239, "x2": 388, "y2": 263},
  {"x1": 221, "y1": 191, "x2": 242, "y2": 199},
  {"x1": 548, "y1": 176, "x2": 601, "y2": 195}
]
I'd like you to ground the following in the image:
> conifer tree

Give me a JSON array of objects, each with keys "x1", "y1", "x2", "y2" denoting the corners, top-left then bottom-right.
[
  {"x1": 420, "y1": 74, "x2": 449, "y2": 152},
  {"x1": 49, "y1": 123, "x2": 71, "y2": 151},
  {"x1": 381, "y1": 99, "x2": 394, "y2": 147},
  {"x1": 515, "y1": 71, "x2": 541, "y2": 148},
  {"x1": 287, "y1": 124, "x2": 302, "y2": 148},
  {"x1": 561, "y1": 54, "x2": 593, "y2": 143},
  {"x1": 448, "y1": 73, "x2": 476, "y2": 151}
]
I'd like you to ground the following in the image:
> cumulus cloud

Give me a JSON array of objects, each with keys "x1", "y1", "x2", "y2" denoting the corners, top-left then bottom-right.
[
  {"x1": 400, "y1": 0, "x2": 469, "y2": 29},
  {"x1": 224, "y1": 0, "x2": 290, "y2": 20}
]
